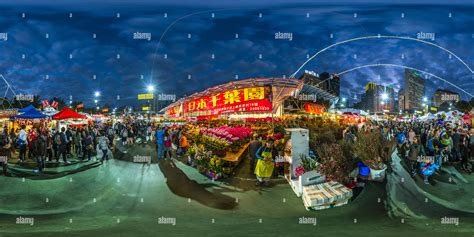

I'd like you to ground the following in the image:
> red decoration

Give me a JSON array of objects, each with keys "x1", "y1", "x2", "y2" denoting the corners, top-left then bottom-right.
[
  {"x1": 51, "y1": 101, "x2": 59, "y2": 108},
  {"x1": 41, "y1": 100, "x2": 49, "y2": 107}
]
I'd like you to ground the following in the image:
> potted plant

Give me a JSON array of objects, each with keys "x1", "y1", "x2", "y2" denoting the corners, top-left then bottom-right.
[
  {"x1": 207, "y1": 156, "x2": 223, "y2": 180},
  {"x1": 193, "y1": 145, "x2": 212, "y2": 174},
  {"x1": 354, "y1": 132, "x2": 395, "y2": 181},
  {"x1": 316, "y1": 143, "x2": 354, "y2": 183}
]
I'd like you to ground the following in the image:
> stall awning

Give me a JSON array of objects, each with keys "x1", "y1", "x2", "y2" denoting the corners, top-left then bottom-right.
[
  {"x1": 15, "y1": 109, "x2": 47, "y2": 119},
  {"x1": 53, "y1": 108, "x2": 87, "y2": 120},
  {"x1": 18, "y1": 105, "x2": 39, "y2": 113}
]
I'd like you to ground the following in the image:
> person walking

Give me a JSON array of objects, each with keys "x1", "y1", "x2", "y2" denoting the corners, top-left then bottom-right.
[
  {"x1": 407, "y1": 136, "x2": 425, "y2": 177},
  {"x1": 163, "y1": 130, "x2": 173, "y2": 159},
  {"x1": 74, "y1": 129, "x2": 82, "y2": 159},
  {"x1": 178, "y1": 131, "x2": 189, "y2": 156},
  {"x1": 121, "y1": 127, "x2": 128, "y2": 146},
  {"x1": 46, "y1": 131, "x2": 54, "y2": 162},
  {"x1": 156, "y1": 126, "x2": 164, "y2": 160},
  {"x1": 33, "y1": 129, "x2": 47, "y2": 173},
  {"x1": 0, "y1": 126, "x2": 13, "y2": 176},
  {"x1": 83, "y1": 131, "x2": 94, "y2": 161},
  {"x1": 98, "y1": 132, "x2": 110, "y2": 163},
  {"x1": 56, "y1": 127, "x2": 70, "y2": 164},
  {"x1": 66, "y1": 127, "x2": 73, "y2": 158},
  {"x1": 17, "y1": 125, "x2": 28, "y2": 162}
]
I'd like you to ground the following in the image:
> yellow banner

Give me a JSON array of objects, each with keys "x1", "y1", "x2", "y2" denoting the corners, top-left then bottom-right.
[{"x1": 138, "y1": 94, "x2": 154, "y2": 100}]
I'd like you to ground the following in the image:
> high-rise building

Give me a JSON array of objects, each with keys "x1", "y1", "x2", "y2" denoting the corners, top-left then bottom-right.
[
  {"x1": 432, "y1": 89, "x2": 460, "y2": 107},
  {"x1": 300, "y1": 70, "x2": 340, "y2": 97},
  {"x1": 398, "y1": 89, "x2": 405, "y2": 113},
  {"x1": 400, "y1": 69, "x2": 425, "y2": 112},
  {"x1": 358, "y1": 82, "x2": 396, "y2": 113}
]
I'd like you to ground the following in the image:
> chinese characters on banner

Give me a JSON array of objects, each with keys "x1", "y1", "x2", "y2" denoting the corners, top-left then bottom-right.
[
  {"x1": 165, "y1": 105, "x2": 180, "y2": 117},
  {"x1": 171, "y1": 87, "x2": 272, "y2": 117}
]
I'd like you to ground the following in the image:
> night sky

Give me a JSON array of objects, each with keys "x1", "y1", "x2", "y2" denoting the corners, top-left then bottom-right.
[{"x1": 0, "y1": 0, "x2": 473, "y2": 108}]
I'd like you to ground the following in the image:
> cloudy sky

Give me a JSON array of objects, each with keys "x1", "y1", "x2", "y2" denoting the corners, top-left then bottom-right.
[{"x1": 0, "y1": 0, "x2": 473, "y2": 108}]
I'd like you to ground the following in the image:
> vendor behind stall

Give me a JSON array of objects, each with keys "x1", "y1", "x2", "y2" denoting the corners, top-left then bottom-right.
[{"x1": 254, "y1": 138, "x2": 278, "y2": 187}]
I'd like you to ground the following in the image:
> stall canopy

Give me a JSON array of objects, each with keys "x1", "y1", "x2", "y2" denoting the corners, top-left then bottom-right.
[
  {"x1": 52, "y1": 107, "x2": 87, "y2": 120},
  {"x1": 18, "y1": 105, "x2": 39, "y2": 113},
  {"x1": 15, "y1": 109, "x2": 47, "y2": 119}
]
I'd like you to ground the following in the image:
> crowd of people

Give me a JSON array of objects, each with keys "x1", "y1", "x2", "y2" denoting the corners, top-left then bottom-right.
[
  {"x1": 343, "y1": 119, "x2": 474, "y2": 184},
  {"x1": 0, "y1": 123, "x2": 116, "y2": 175},
  {"x1": 1, "y1": 115, "x2": 472, "y2": 187},
  {"x1": 155, "y1": 125, "x2": 189, "y2": 160}
]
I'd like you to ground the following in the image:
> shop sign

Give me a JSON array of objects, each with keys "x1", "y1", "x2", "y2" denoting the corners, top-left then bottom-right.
[
  {"x1": 0, "y1": 109, "x2": 18, "y2": 118},
  {"x1": 138, "y1": 94, "x2": 154, "y2": 100},
  {"x1": 182, "y1": 87, "x2": 272, "y2": 117}
]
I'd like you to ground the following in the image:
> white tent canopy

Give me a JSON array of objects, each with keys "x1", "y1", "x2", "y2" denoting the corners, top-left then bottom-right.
[
  {"x1": 336, "y1": 108, "x2": 369, "y2": 116},
  {"x1": 419, "y1": 113, "x2": 437, "y2": 121}
]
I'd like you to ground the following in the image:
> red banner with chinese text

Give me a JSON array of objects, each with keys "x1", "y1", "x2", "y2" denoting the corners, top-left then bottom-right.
[
  {"x1": 182, "y1": 87, "x2": 272, "y2": 117},
  {"x1": 165, "y1": 105, "x2": 181, "y2": 117}
]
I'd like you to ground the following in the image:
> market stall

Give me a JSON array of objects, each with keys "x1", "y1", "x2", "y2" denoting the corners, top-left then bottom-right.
[
  {"x1": 0, "y1": 109, "x2": 17, "y2": 130},
  {"x1": 52, "y1": 107, "x2": 88, "y2": 129},
  {"x1": 13, "y1": 107, "x2": 49, "y2": 131}
]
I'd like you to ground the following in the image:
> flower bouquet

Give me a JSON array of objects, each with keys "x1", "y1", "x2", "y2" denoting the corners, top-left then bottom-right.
[
  {"x1": 295, "y1": 166, "x2": 305, "y2": 177},
  {"x1": 193, "y1": 145, "x2": 213, "y2": 173},
  {"x1": 207, "y1": 156, "x2": 223, "y2": 180}
]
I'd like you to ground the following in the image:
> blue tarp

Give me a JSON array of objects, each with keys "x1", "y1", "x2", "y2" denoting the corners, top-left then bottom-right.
[
  {"x1": 15, "y1": 109, "x2": 47, "y2": 119},
  {"x1": 18, "y1": 105, "x2": 38, "y2": 113}
]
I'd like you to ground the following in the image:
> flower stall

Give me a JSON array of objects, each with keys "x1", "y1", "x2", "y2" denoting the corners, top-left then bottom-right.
[{"x1": 186, "y1": 125, "x2": 253, "y2": 179}]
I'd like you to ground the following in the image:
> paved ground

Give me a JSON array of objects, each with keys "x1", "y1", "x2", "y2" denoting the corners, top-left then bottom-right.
[{"x1": 0, "y1": 142, "x2": 473, "y2": 237}]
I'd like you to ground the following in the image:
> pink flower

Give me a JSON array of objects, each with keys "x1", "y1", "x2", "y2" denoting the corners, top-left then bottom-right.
[{"x1": 295, "y1": 166, "x2": 305, "y2": 177}]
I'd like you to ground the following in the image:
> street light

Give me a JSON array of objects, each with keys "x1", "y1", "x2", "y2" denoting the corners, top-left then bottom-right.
[
  {"x1": 381, "y1": 93, "x2": 388, "y2": 100},
  {"x1": 94, "y1": 99, "x2": 98, "y2": 104},
  {"x1": 423, "y1": 97, "x2": 427, "y2": 102},
  {"x1": 147, "y1": 85, "x2": 155, "y2": 92},
  {"x1": 94, "y1": 91, "x2": 100, "y2": 97}
]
